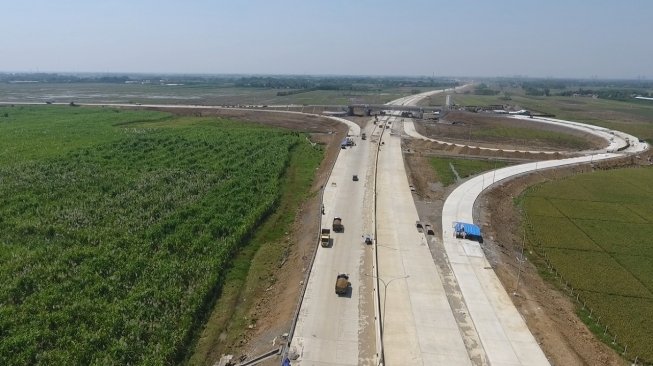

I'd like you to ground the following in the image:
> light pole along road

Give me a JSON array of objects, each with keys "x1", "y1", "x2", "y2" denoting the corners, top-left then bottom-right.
[
  {"x1": 363, "y1": 274, "x2": 409, "y2": 333},
  {"x1": 288, "y1": 88, "x2": 476, "y2": 366},
  {"x1": 374, "y1": 90, "x2": 475, "y2": 366}
]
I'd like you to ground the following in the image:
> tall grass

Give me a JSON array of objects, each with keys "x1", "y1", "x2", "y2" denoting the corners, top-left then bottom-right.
[{"x1": 0, "y1": 106, "x2": 314, "y2": 365}]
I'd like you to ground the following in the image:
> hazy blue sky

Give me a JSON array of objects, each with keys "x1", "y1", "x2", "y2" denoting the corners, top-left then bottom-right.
[{"x1": 1, "y1": 0, "x2": 651, "y2": 78}]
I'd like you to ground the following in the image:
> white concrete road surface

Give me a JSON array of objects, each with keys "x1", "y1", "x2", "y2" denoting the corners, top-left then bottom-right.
[
  {"x1": 290, "y1": 120, "x2": 376, "y2": 365},
  {"x1": 386, "y1": 87, "x2": 646, "y2": 366},
  {"x1": 375, "y1": 115, "x2": 472, "y2": 366},
  {"x1": 434, "y1": 114, "x2": 647, "y2": 365}
]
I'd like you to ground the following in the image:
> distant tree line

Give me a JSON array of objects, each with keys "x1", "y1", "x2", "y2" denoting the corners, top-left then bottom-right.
[
  {"x1": 517, "y1": 79, "x2": 653, "y2": 99},
  {"x1": 556, "y1": 88, "x2": 652, "y2": 100},
  {"x1": 0, "y1": 73, "x2": 132, "y2": 83},
  {"x1": 0, "y1": 73, "x2": 463, "y2": 92},
  {"x1": 473, "y1": 83, "x2": 500, "y2": 95},
  {"x1": 235, "y1": 76, "x2": 459, "y2": 91}
]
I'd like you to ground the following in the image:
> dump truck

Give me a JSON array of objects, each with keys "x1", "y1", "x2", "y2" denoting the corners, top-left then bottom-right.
[
  {"x1": 335, "y1": 274, "x2": 350, "y2": 295},
  {"x1": 333, "y1": 217, "x2": 344, "y2": 232},
  {"x1": 415, "y1": 221, "x2": 423, "y2": 232},
  {"x1": 453, "y1": 222, "x2": 483, "y2": 242},
  {"x1": 320, "y1": 228, "x2": 331, "y2": 247}
]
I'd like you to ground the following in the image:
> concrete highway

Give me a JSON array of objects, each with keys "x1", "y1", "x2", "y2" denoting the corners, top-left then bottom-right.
[
  {"x1": 375, "y1": 114, "x2": 472, "y2": 365},
  {"x1": 374, "y1": 89, "x2": 475, "y2": 365},
  {"x1": 289, "y1": 118, "x2": 378, "y2": 365},
  {"x1": 3, "y1": 91, "x2": 648, "y2": 366},
  {"x1": 397, "y1": 90, "x2": 647, "y2": 365},
  {"x1": 438, "y1": 128, "x2": 647, "y2": 366},
  {"x1": 288, "y1": 87, "x2": 474, "y2": 366},
  {"x1": 377, "y1": 87, "x2": 646, "y2": 366}
]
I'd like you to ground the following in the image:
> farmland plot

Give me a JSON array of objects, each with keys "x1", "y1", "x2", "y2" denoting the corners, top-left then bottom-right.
[
  {"x1": 522, "y1": 167, "x2": 653, "y2": 362},
  {"x1": 0, "y1": 106, "x2": 320, "y2": 365}
]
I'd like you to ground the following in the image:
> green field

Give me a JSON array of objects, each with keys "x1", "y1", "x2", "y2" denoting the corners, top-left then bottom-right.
[
  {"x1": 0, "y1": 105, "x2": 322, "y2": 364},
  {"x1": 471, "y1": 124, "x2": 594, "y2": 150},
  {"x1": 521, "y1": 167, "x2": 653, "y2": 361},
  {"x1": 429, "y1": 157, "x2": 510, "y2": 186}
]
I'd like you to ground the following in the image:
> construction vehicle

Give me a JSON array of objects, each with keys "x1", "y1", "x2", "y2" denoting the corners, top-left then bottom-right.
[
  {"x1": 424, "y1": 224, "x2": 435, "y2": 235},
  {"x1": 335, "y1": 274, "x2": 350, "y2": 295},
  {"x1": 332, "y1": 217, "x2": 344, "y2": 232},
  {"x1": 361, "y1": 133, "x2": 367, "y2": 140},
  {"x1": 453, "y1": 222, "x2": 483, "y2": 242},
  {"x1": 320, "y1": 228, "x2": 331, "y2": 247}
]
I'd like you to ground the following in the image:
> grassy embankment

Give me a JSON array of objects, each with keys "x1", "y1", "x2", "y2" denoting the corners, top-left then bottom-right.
[
  {"x1": 429, "y1": 157, "x2": 511, "y2": 186},
  {"x1": 188, "y1": 136, "x2": 322, "y2": 365},
  {"x1": 0, "y1": 105, "x2": 322, "y2": 365},
  {"x1": 470, "y1": 124, "x2": 594, "y2": 150},
  {"x1": 440, "y1": 91, "x2": 653, "y2": 143},
  {"x1": 520, "y1": 167, "x2": 653, "y2": 362}
]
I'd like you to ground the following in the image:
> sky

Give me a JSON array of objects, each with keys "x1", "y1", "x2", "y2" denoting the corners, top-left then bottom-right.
[{"x1": 1, "y1": 0, "x2": 651, "y2": 78}]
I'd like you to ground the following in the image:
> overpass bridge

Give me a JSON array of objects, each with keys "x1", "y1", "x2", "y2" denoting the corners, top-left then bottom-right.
[
  {"x1": 348, "y1": 103, "x2": 442, "y2": 116},
  {"x1": 287, "y1": 103, "x2": 443, "y2": 117}
]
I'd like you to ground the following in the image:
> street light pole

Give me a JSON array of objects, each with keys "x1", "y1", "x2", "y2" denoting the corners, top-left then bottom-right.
[
  {"x1": 364, "y1": 273, "x2": 409, "y2": 366},
  {"x1": 514, "y1": 228, "x2": 526, "y2": 295},
  {"x1": 378, "y1": 275, "x2": 409, "y2": 326}
]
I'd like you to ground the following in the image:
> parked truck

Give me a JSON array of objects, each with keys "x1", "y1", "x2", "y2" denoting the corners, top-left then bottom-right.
[
  {"x1": 320, "y1": 228, "x2": 331, "y2": 247},
  {"x1": 332, "y1": 217, "x2": 344, "y2": 232},
  {"x1": 335, "y1": 274, "x2": 350, "y2": 295}
]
